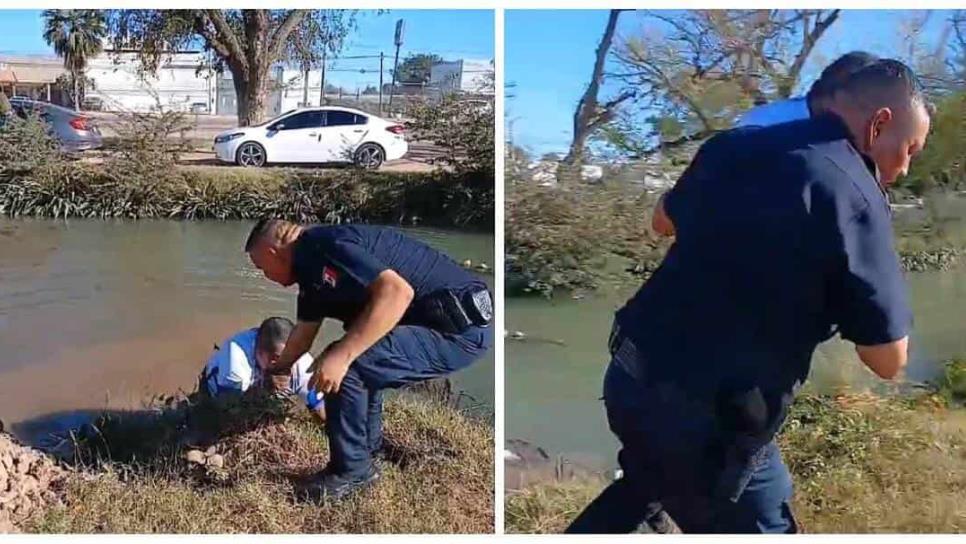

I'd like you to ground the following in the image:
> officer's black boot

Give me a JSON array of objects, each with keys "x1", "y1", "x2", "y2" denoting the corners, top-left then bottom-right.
[{"x1": 300, "y1": 463, "x2": 381, "y2": 503}]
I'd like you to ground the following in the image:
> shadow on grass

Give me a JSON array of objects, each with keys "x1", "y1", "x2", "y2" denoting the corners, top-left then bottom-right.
[{"x1": 9, "y1": 377, "x2": 487, "y2": 496}]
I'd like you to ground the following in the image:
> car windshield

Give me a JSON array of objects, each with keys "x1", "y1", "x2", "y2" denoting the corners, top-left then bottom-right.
[{"x1": 252, "y1": 110, "x2": 295, "y2": 127}]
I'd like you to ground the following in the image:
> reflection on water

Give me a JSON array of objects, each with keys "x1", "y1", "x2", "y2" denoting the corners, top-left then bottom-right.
[
  {"x1": 507, "y1": 200, "x2": 966, "y2": 466},
  {"x1": 0, "y1": 218, "x2": 494, "y2": 443}
]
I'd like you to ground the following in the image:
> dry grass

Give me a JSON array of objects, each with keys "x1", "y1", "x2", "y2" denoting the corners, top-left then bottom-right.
[
  {"x1": 505, "y1": 479, "x2": 604, "y2": 534},
  {"x1": 506, "y1": 388, "x2": 966, "y2": 534},
  {"x1": 25, "y1": 392, "x2": 493, "y2": 534}
]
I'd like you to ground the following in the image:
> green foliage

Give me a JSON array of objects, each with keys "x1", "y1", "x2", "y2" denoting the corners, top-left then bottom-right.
[
  {"x1": 0, "y1": 163, "x2": 492, "y2": 229},
  {"x1": 0, "y1": 91, "x2": 11, "y2": 117},
  {"x1": 598, "y1": 10, "x2": 839, "y2": 157},
  {"x1": 407, "y1": 94, "x2": 494, "y2": 178},
  {"x1": 284, "y1": 10, "x2": 359, "y2": 71},
  {"x1": 0, "y1": 112, "x2": 64, "y2": 174},
  {"x1": 394, "y1": 53, "x2": 444, "y2": 85},
  {"x1": 899, "y1": 92, "x2": 966, "y2": 195},
  {"x1": 42, "y1": 9, "x2": 107, "y2": 72},
  {"x1": 506, "y1": 180, "x2": 669, "y2": 296},
  {"x1": 0, "y1": 107, "x2": 491, "y2": 227},
  {"x1": 935, "y1": 359, "x2": 966, "y2": 406},
  {"x1": 42, "y1": 9, "x2": 107, "y2": 110},
  {"x1": 507, "y1": 173, "x2": 964, "y2": 297}
]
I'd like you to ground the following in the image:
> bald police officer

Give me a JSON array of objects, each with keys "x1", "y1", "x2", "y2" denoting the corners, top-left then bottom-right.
[
  {"x1": 567, "y1": 59, "x2": 930, "y2": 533},
  {"x1": 245, "y1": 220, "x2": 493, "y2": 500}
]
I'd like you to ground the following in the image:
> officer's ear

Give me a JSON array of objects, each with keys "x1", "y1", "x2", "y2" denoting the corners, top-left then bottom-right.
[{"x1": 868, "y1": 107, "x2": 893, "y2": 146}]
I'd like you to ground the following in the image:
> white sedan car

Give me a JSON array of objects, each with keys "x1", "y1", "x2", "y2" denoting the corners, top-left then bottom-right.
[{"x1": 213, "y1": 107, "x2": 408, "y2": 169}]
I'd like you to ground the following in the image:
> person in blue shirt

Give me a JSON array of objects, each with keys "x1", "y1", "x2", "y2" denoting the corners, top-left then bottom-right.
[
  {"x1": 655, "y1": 52, "x2": 880, "y2": 241},
  {"x1": 245, "y1": 220, "x2": 493, "y2": 501},
  {"x1": 736, "y1": 51, "x2": 879, "y2": 128},
  {"x1": 567, "y1": 59, "x2": 931, "y2": 534},
  {"x1": 200, "y1": 317, "x2": 324, "y2": 421}
]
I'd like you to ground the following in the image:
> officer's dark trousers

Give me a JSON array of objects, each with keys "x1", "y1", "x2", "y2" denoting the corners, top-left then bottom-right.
[
  {"x1": 325, "y1": 324, "x2": 493, "y2": 478},
  {"x1": 566, "y1": 363, "x2": 797, "y2": 534}
]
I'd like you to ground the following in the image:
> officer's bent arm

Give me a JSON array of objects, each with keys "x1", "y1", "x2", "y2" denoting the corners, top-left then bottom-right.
[
  {"x1": 654, "y1": 133, "x2": 725, "y2": 238},
  {"x1": 339, "y1": 269, "x2": 415, "y2": 362},
  {"x1": 274, "y1": 321, "x2": 322, "y2": 373},
  {"x1": 855, "y1": 336, "x2": 909, "y2": 380}
]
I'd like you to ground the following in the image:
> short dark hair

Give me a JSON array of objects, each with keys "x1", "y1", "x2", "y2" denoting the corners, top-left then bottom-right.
[
  {"x1": 245, "y1": 217, "x2": 277, "y2": 252},
  {"x1": 807, "y1": 51, "x2": 880, "y2": 105},
  {"x1": 255, "y1": 316, "x2": 294, "y2": 354},
  {"x1": 837, "y1": 58, "x2": 927, "y2": 113}
]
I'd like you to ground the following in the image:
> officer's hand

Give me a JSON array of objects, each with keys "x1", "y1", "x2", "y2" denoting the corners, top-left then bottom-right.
[{"x1": 308, "y1": 342, "x2": 353, "y2": 395}]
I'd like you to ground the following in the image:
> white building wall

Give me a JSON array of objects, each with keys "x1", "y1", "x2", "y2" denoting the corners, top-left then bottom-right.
[
  {"x1": 430, "y1": 59, "x2": 494, "y2": 95},
  {"x1": 430, "y1": 61, "x2": 462, "y2": 95},
  {"x1": 278, "y1": 67, "x2": 322, "y2": 111},
  {"x1": 459, "y1": 59, "x2": 494, "y2": 95},
  {"x1": 85, "y1": 51, "x2": 215, "y2": 113}
]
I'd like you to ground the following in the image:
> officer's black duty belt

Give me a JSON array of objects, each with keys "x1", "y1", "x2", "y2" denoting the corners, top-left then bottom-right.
[{"x1": 410, "y1": 285, "x2": 493, "y2": 334}]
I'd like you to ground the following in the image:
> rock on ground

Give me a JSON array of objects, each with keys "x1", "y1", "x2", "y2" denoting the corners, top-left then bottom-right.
[{"x1": 0, "y1": 433, "x2": 66, "y2": 533}]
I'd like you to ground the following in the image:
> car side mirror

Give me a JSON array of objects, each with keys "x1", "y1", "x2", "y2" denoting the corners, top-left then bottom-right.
[{"x1": 271, "y1": 122, "x2": 285, "y2": 131}]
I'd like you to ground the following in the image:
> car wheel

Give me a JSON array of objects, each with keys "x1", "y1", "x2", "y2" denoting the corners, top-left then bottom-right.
[
  {"x1": 354, "y1": 143, "x2": 385, "y2": 170},
  {"x1": 236, "y1": 142, "x2": 267, "y2": 167}
]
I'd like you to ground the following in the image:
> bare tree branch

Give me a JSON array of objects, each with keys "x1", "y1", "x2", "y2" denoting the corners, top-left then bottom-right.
[
  {"x1": 565, "y1": 9, "x2": 629, "y2": 166},
  {"x1": 268, "y1": 9, "x2": 308, "y2": 62},
  {"x1": 204, "y1": 9, "x2": 247, "y2": 70},
  {"x1": 784, "y1": 9, "x2": 840, "y2": 95}
]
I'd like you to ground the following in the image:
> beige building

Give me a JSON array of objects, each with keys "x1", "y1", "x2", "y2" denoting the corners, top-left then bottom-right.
[{"x1": 0, "y1": 55, "x2": 67, "y2": 103}]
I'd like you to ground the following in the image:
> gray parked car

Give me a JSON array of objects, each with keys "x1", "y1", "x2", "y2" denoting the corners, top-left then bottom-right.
[{"x1": 8, "y1": 97, "x2": 103, "y2": 152}]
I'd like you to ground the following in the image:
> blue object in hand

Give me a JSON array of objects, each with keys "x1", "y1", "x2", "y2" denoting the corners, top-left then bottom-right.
[{"x1": 306, "y1": 387, "x2": 324, "y2": 410}]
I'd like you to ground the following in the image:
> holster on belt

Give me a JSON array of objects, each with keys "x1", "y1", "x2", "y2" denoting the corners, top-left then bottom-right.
[
  {"x1": 714, "y1": 387, "x2": 775, "y2": 502},
  {"x1": 409, "y1": 285, "x2": 493, "y2": 334}
]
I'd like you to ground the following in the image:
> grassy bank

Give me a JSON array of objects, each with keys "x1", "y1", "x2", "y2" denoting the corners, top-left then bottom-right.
[
  {"x1": 0, "y1": 115, "x2": 493, "y2": 229},
  {"x1": 23, "y1": 388, "x2": 493, "y2": 533},
  {"x1": 507, "y1": 179, "x2": 964, "y2": 297},
  {"x1": 0, "y1": 163, "x2": 493, "y2": 230},
  {"x1": 506, "y1": 360, "x2": 966, "y2": 533}
]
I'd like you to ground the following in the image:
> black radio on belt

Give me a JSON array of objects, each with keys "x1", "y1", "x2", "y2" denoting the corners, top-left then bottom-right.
[{"x1": 412, "y1": 285, "x2": 493, "y2": 334}]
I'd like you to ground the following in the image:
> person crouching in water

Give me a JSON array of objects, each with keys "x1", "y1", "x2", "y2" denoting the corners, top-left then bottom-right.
[{"x1": 201, "y1": 316, "x2": 325, "y2": 422}]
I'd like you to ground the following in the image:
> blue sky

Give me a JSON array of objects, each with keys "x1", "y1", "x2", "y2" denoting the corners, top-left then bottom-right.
[
  {"x1": 0, "y1": 9, "x2": 494, "y2": 90},
  {"x1": 507, "y1": 10, "x2": 957, "y2": 155}
]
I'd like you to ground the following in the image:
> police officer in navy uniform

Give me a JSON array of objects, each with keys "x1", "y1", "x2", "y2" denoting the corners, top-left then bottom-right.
[
  {"x1": 567, "y1": 59, "x2": 931, "y2": 533},
  {"x1": 245, "y1": 219, "x2": 493, "y2": 500}
]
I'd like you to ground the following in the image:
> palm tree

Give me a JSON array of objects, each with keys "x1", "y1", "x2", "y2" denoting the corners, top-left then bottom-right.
[{"x1": 42, "y1": 9, "x2": 107, "y2": 110}]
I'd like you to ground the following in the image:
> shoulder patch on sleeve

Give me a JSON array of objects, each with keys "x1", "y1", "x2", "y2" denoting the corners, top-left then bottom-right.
[{"x1": 322, "y1": 265, "x2": 339, "y2": 288}]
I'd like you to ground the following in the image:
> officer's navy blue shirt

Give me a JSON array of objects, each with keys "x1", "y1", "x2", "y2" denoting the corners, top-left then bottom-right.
[
  {"x1": 615, "y1": 114, "x2": 912, "y2": 409},
  {"x1": 293, "y1": 224, "x2": 482, "y2": 325}
]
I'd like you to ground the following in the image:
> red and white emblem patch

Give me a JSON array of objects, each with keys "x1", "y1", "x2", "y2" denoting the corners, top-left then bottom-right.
[{"x1": 322, "y1": 266, "x2": 339, "y2": 288}]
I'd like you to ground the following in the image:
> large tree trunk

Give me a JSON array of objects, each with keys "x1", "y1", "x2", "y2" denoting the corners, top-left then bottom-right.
[
  {"x1": 233, "y1": 65, "x2": 270, "y2": 126},
  {"x1": 565, "y1": 9, "x2": 625, "y2": 171}
]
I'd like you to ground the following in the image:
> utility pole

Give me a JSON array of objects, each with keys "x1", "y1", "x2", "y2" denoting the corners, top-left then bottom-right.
[
  {"x1": 379, "y1": 52, "x2": 384, "y2": 113},
  {"x1": 388, "y1": 19, "x2": 405, "y2": 110},
  {"x1": 318, "y1": 49, "x2": 327, "y2": 105}
]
